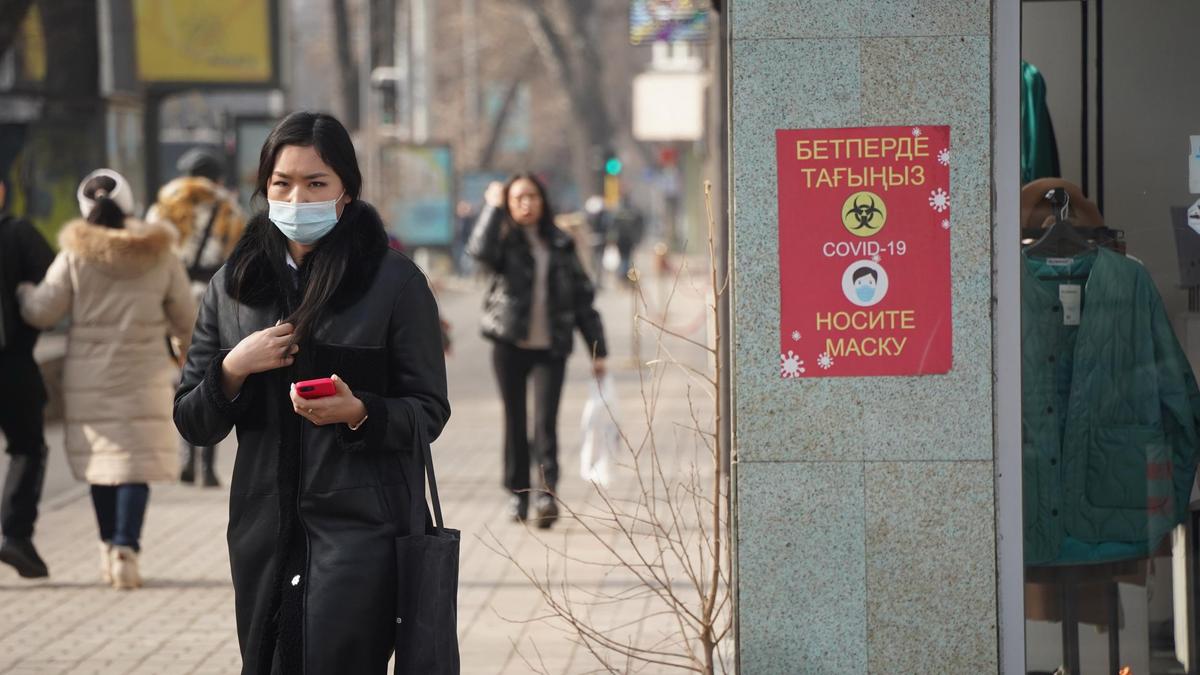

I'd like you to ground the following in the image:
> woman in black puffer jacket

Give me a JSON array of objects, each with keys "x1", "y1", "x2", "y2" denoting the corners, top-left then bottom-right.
[{"x1": 467, "y1": 173, "x2": 607, "y2": 527}]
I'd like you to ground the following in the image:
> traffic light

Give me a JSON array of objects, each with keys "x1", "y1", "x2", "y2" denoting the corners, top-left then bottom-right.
[{"x1": 604, "y1": 156, "x2": 623, "y2": 176}]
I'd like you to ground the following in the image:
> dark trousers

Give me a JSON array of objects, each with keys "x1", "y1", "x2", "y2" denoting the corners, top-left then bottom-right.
[
  {"x1": 90, "y1": 483, "x2": 149, "y2": 551},
  {"x1": 180, "y1": 439, "x2": 216, "y2": 474},
  {"x1": 492, "y1": 342, "x2": 567, "y2": 493},
  {"x1": 0, "y1": 356, "x2": 48, "y2": 540}
]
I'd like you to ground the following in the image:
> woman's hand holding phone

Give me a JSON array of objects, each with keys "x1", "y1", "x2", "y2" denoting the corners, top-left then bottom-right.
[{"x1": 290, "y1": 374, "x2": 367, "y2": 427}]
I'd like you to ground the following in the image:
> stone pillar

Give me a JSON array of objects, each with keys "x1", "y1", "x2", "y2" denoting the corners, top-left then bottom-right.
[{"x1": 729, "y1": 1, "x2": 999, "y2": 671}]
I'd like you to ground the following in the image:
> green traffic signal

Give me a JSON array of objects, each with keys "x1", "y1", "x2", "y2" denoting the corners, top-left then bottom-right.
[{"x1": 604, "y1": 157, "x2": 623, "y2": 176}]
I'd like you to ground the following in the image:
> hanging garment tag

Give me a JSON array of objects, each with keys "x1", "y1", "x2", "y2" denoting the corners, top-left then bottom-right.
[
  {"x1": 1046, "y1": 257, "x2": 1075, "y2": 267},
  {"x1": 1059, "y1": 285, "x2": 1081, "y2": 326}
]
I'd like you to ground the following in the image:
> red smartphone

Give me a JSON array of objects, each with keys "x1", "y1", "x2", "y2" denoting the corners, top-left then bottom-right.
[{"x1": 295, "y1": 377, "x2": 336, "y2": 399}]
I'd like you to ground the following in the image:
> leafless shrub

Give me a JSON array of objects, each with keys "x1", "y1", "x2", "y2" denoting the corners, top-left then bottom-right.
[{"x1": 484, "y1": 182, "x2": 731, "y2": 674}]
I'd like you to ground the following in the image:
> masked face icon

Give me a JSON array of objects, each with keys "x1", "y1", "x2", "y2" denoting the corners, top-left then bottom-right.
[{"x1": 852, "y1": 268, "x2": 878, "y2": 303}]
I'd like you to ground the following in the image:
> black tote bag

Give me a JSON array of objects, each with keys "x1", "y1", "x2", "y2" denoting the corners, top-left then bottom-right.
[{"x1": 390, "y1": 400, "x2": 461, "y2": 675}]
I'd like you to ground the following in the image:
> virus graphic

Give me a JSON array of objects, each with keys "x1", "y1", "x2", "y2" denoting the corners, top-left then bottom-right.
[
  {"x1": 781, "y1": 351, "x2": 805, "y2": 378},
  {"x1": 911, "y1": 127, "x2": 923, "y2": 137},
  {"x1": 871, "y1": 254, "x2": 882, "y2": 263},
  {"x1": 928, "y1": 188, "x2": 950, "y2": 213},
  {"x1": 941, "y1": 218, "x2": 951, "y2": 230},
  {"x1": 817, "y1": 352, "x2": 834, "y2": 370},
  {"x1": 791, "y1": 330, "x2": 801, "y2": 342},
  {"x1": 937, "y1": 148, "x2": 950, "y2": 166}
]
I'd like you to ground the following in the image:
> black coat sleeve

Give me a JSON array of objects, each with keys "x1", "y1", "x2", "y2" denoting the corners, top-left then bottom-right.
[
  {"x1": 173, "y1": 270, "x2": 255, "y2": 446},
  {"x1": 465, "y1": 206, "x2": 506, "y2": 271},
  {"x1": 569, "y1": 245, "x2": 607, "y2": 359},
  {"x1": 337, "y1": 269, "x2": 451, "y2": 453},
  {"x1": 16, "y1": 221, "x2": 54, "y2": 283}
]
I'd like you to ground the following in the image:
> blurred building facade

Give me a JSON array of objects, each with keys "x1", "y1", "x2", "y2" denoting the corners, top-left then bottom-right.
[{"x1": 1, "y1": 0, "x2": 719, "y2": 255}]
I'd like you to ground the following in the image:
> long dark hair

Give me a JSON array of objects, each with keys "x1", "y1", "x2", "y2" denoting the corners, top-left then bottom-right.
[
  {"x1": 230, "y1": 111, "x2": 364, "y2": 344},
  {"x1": 82, "y1": 175, "x2": 126, "y2": 229},
  {"x1": 502, "y1": 172, "x2": 558, "y2": 242}
]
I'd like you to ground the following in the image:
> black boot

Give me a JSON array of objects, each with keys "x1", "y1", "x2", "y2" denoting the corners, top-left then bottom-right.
[
  {"x1": 0, "y1": 538, "x2": 48, "y2": 578},
  {"x1": 200, "y1": 446, "x2": 220, "y2": 488},
  {"x1": 533, "y1": 492, "x2": 559, "y2": 529},
  {"x1": 0, "y1": 445, "x2": 49, "y2": 578},
  {"x1": 180, "y1": 444, "x2": 195, "y2": 484},
  {"x1": 1, "y1": 446, "x2": 47, "y2": 545}
]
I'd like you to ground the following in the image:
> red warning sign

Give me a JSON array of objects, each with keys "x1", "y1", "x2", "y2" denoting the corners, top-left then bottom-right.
[{"x1": 777, "y1": 125, "x2": 953, "y2": 378}]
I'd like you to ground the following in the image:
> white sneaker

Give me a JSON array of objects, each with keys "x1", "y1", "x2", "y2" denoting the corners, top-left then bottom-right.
[
  {"x1": 99, "y1": 541, "x2": 113, "y2": 584},
  {"x1": 110, "y1": 545, "x2": 142, "y2": 590}
]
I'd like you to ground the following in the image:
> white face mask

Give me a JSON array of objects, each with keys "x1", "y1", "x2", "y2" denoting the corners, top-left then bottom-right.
[{"x1": 268, "y1": 192, "x2": 345, "y2": 244}]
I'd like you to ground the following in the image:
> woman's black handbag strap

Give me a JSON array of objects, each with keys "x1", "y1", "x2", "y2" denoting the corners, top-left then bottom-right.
[
  {"x1": 371, "y1": 398, "x2": 445, "y2": 535},
  {"x1": 407, "y1": 398, "x2": 445, "y2": 533},
  {"x1": 188, "y1": 203, "x2": 221, "y2": 278}
]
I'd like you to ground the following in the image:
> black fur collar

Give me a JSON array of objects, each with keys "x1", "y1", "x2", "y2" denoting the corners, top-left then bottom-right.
[{"x1": 224, "y1": 199, "x2": 389, "y2": 310}]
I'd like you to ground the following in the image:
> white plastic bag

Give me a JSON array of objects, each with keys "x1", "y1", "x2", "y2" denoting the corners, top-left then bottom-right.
[{"x1": 580, "y1": 374, "x2": 619, "y2": 486}]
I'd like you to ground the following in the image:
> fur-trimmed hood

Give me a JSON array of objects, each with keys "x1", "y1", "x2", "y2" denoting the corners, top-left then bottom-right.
[
  {"x1": 156, "y1": 175, "x2": 224, "y2": 208},
  {"x1": 148, "y1": 176, "x2": 246, "y2": 260},
  {"x1": 58, "y1": 218, "x2": 177, "y2": 279},
  {"x1": 224, "y1": 199, "x2": 389, "y2": 311}
]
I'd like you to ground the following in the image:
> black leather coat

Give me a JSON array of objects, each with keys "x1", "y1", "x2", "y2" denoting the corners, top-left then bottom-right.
[
  {"x1": 0, "y1": 214, "x2": 55, "y2": 356},
  {"x1": 0, "y1": 214, "x2": 54, "y2": 410},
  {"x1": 466, "y1": 206, "x2": 607, "y2": 359},
  {"x1": 173, "y1": 202, "x2": 450, "y2": 675}
]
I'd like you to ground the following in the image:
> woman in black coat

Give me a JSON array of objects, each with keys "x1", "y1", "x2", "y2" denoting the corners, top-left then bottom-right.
[
  {"x1": 467, "y1": 174, "x2": 606, "y2": 526},
  {"x1": 174, "y1": 112, "x2": 450, "y2": 674}
]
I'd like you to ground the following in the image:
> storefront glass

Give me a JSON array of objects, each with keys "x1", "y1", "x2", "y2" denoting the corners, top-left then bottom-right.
[{"x1": 1020, "y1": 2, "x2": 1200, "y2": 673}]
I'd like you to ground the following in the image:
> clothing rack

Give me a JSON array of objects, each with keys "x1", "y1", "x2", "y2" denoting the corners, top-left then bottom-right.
[
  {"x1": 1022, "y1": 0, "x2": 1105, "y2": 211},
  {"x1": 1046, "y1": 570, "x2": 1123, "y2": 675}
]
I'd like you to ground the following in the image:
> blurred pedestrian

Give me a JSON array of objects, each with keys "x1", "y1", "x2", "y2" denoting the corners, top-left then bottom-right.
[
  {"x1": 467, "y1": 174, "x2": 607, "y2": 527},
  {"x1": 612, "y1": 197, "x2": 645, "y2": 283},
  {"x1": 584, "y1": 195, "x2": 607, "y2": 288},
  {"x1": 173, "y1": 112, "x2": 450, "y2": 674},
  {"x1": 453, "y1": 199, "x2": 476, "y2": 276},
  {"x1": 0, "y1": 176, "x2": 56, "y2": 579},
  {"x1": 16, "y1": 169, "x2": 195, "y2": 589},
  {"x1": 146, "y1": 147, "x2": 246, "y2": 487}
]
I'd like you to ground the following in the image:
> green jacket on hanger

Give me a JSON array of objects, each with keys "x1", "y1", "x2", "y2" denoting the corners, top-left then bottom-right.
[
  {"x1": 1021, "y1": 61, "x2": 1062, "y2": 184},
  {"x1": 1022, "y1": 248, "x2": 1200, "y2": 565}
]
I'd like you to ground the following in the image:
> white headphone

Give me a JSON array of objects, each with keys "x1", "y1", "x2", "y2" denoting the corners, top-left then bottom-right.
[{"x1": 77, "y1": 169, "x2": 136, "y2": 219}]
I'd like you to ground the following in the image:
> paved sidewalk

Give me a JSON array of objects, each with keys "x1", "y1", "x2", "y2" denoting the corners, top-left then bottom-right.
[{"x1": 0, "y1": 259, "x2": 718, "y2": 674}]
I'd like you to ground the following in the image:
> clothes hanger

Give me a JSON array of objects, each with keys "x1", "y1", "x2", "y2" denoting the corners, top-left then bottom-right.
[{"x1": 1023, "y1": 188, "x2": 1096, "y2": 281}]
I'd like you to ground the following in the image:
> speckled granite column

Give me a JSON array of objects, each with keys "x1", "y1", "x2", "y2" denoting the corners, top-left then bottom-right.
[{"x1": 729, "y1": 1, "x2": 998, "y2": 672}]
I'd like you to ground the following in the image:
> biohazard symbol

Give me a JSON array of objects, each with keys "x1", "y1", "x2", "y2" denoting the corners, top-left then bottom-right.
[{"x1": 841, "y1": 191, "x2": 888, "y2": 238}]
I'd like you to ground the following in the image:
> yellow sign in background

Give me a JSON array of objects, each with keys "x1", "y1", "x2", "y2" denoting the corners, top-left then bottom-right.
[{"x1": 134, "y1": 0, "x2": 273, "y2": 83}]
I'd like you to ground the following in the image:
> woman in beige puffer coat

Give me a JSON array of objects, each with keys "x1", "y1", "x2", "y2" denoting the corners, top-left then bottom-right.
[{"x1": 17, "y1": 169, "x2": 194, "y2": 590}]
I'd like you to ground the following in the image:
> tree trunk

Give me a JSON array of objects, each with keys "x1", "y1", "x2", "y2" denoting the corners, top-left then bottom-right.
[
  {"x1": 10, "y1": 1, "x2": 103, "y2": 239},
  {"x1": 516, "y1": 0, "x2": 615, "y2": 197},
  {"x1": 0, "y1": 0, "x2": 36, "y2": 57},
  {"x1": 331, "y1": 0, "x2": 361, "y2": 130},
  {"x1": 38, "y1": 0, "x2": 100, "y2": 120},
  {"x1": 477, "y1": 50, "x2": 537, "y2": 169}
]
